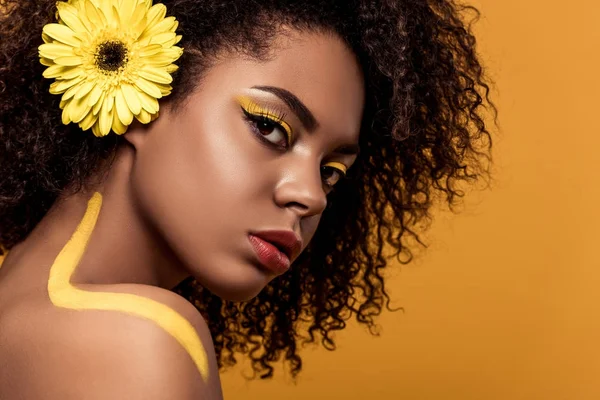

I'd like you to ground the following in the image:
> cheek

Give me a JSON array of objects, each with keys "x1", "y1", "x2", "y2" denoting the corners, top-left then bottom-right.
[
  {"x1": 129, "y1": 112, "x2": 269, "y2": 245},
  {"x1": 156, "y1": 113, "x2": 254, "y2": 203}
]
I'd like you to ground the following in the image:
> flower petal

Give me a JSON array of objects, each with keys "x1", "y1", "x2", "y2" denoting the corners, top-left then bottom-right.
[
  {"x1": 135, "y1": 109, "x2": 153, "y2": 124},
  {"x1": 93, "y1": 91, "x2": 106, "y2": 115},
  {"x1": 144, "y1": 55, "x2": 182, "y2": 67},
  {"x1": 57, "y1": 2, "x2": 88, "y2": 33},
  {"x1": 83, "y1": 0, "x2": 107, "y2": 29},
  {"x1": 149, "y1": 32, "x2": 176, "y2": 46},
  {"x1": 40, "y1": 57, "x2": 54, "y2": 67},
  {"x1": 133, "y1": 77, "x2": 162, "y2": 99},
  {"x1": 139, "y1": 44, "x2": 163, "y2": 57},
  {"x1": 92, "y1": 123, "x2": 101, "y2": 137},
  {"x1": 106, "y1": 4, "x2": 121, "y2": 30},
  {"x1": 96, "y1": 0, "x2": 115, "y2": 25},
  {"x1": 62, "y1": 104, "x2": 72, "y2": 125},
  {"x1": 138, "y1": 66, "x2": 173, "y2": 84},
  {"x1": 39, "y1": 43, "x2": 75, "y2": 59},
  {"x1": 49, "y1": 75, "x2": 85, "y2": 94},
  {"x1": 132, "y1": 13, "x2": 149, "y2": 39},
  {"x1": 160, "y1": 35, "x2": 182, "y2": 48},
  {"x1": 87, "y1": 84, "x2": 104, "y2": 107},
  {"x1": 68, "y1": 95, "x2": 92, "y2": 123},
  {"x1": 121, "y1": 83, "x2": 142, "y2": 115},
  {"x1": 43, "y1": 64, "x2": 68, "y2": 79},
  {"x1": 154, "y1": 82, "x2": 173, "y2": 96},
  {"x1": 118, "y1": 0, "x2": 136, "y2": 26},
  {"x1": 137, "y1": 90, "x2": 159, "y2": 114},
  {"x1": 145, "y1": 4, "x2": 167, "y2": 30},
  {"x1": 42, "y1": 32, "x2": 52, "y2": 44},
  {"x1": 115, "y1": 88, "x2": 134, "y2": 126},
  {"x1": 99, "y1": 100, "x2": 113, "y2": 136},
  {"x1": 62, "y1": 83, "x2": 82, "y2": 101},
  {"x1": 112, "y1": 105, "x2": 128, "y2": 134},
  {"x1": 79, "y1": 109, "x2": 98, "y2": 131},
  {"x1": 106, "y1": 92, "x2": 115, "y2": 112},
  {"x1": 43, "y1": 23, "x2": 81, "y2": 47},
  {"x1": 165, "y1": 64, "x2": 179, "y2": 74},
  {"x1": 60, "y1": 67, "x2": 84, "y2": 80},
  {"x1": 140, "y1": 16, "x2": 176, "y2": 41},
  {"x1": 130, "y1": 3, "x2": 148, "y2": 29},
  {"x1": 153, "y1": 47, "x2": 184, "y2": 63},
  {"x1": 54, "y1": 56, "x2": 83, "y2": 66},
  {"x1": 75, "y1": 6, "x2": 96, "y2": 33},
  {"x1": 74, "y1": 80, "x2": 95, "y2": 100}
]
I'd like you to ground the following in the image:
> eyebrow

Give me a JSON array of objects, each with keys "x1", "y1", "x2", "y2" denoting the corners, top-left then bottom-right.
[
  {"x1": 251, "y1": 85, "x2": 319, "y2": 132},
  {"x1": 333, "y1": 143, "x2": 360, "y2": 156},
  {"x1": 251, "y1": 85, "x2": 360, "y2": 156}
]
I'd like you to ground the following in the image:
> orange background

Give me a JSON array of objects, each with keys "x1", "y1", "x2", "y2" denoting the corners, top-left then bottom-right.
[{"x1": 222, "y1": 0, "x2": 600, "y2": 399}]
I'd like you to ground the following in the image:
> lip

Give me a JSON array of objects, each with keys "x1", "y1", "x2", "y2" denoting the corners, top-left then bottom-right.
[
  {"x1": 247, "y1": 230, "x2": 302, "y2": 274},
  {"x1": 249, "y1": 230, "x2": 302, "y2": 260}
]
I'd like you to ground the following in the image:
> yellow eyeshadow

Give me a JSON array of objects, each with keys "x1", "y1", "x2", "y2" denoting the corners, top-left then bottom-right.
[
  {"x1": 235, "y1": 95, "x2": 293, "y2": 143},
  {"x1": 323, "y1": 161, "x2": 348, "y2": 175}
]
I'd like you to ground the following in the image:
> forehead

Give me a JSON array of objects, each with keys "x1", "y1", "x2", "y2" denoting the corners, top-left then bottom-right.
[{"x1": 200, "y1": 29, "x2": 365, "y2": 139}]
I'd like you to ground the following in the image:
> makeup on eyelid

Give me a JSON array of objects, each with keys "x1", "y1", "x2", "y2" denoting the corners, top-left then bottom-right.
[
  {"x1": 235, "y1": 95, "x2": 293, "y2": 144},
  {"x1": 235, "y1": 94, "x2": 350, "y2": 184},
  {"x1": 323, "y1": 161, "x2": 347, "y2": 175}
]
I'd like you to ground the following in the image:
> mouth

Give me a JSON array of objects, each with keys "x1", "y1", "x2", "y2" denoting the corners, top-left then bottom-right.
[
  {"x1": 247, "y1": 230, "x2": 302, "y2": 274},
  {"x1": 249, "y1": 230, "x2": 302, "y2": 260}
]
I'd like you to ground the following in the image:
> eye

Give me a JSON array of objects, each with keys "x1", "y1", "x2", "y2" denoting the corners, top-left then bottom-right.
[
  {"x1": 321, "y1": 162, "x2": 348, "y2": 189},
  {"x1": 242, "y1": 108, "x2": 290, "y2": 149}
]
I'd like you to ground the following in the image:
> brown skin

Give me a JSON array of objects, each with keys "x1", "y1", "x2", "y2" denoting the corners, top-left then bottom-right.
[
  {"x1": 1, "y1": 29, "x2": 363, "y2": 298},
  {"x1": 0, "y1": 30, "x2": 363, "y2": 396}
]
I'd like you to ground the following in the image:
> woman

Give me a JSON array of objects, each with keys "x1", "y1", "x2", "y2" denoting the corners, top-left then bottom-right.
[{"x1": 0, "y1": 0, "x2": 494, "y2": 398}]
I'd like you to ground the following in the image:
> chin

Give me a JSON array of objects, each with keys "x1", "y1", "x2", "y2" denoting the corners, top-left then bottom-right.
[
  {"x1": 204, "y1": 276, "x2": 271, "y2": 302},
  {"x1": 213, "y1": 286, "x2": 265, "y2": 302},
  {"x1": 191, "y1": 258, "x2": 274, "y2": 302}
]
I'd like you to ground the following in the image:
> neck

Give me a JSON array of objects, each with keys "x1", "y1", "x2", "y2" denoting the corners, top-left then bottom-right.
[{"x1": 5, "y1": 143, "x2": 190, "y2": 291}]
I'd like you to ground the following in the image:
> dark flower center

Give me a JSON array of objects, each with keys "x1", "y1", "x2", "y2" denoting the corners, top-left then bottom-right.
[{"x1": 95, "y1": 41, "x2": 128, "y2": 72}]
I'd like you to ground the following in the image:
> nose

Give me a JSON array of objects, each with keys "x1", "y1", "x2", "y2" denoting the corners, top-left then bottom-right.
[{"x1": 273, "y1": 160, "x2": 327, "y2": 218}]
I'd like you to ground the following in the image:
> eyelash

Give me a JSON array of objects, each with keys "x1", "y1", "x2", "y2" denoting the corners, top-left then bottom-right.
[
  {"x1": 321, "y1": 165, "x2": 347, "y2": 191},
  {"x1": 240, "y1": 105, "x2": 348, "y2": 190},
  {"x1": 241, "y1": 107, "x2": 290, "y2": 150}
]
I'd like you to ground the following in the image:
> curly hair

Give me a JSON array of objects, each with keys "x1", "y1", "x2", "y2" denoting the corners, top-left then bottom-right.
[{"x1": 0, "y1": 0, "x2": 496, "y2": 380}]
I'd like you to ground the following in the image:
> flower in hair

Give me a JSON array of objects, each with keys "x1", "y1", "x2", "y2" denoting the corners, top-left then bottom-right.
[{"x1": 38, "y1": 0, "x2": 183, "y2": 137}]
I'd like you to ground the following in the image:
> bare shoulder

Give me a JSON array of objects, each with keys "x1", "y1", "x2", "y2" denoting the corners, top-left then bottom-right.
[{"x1": 0, "y1": 283, "x2": 223, "y2": 400}]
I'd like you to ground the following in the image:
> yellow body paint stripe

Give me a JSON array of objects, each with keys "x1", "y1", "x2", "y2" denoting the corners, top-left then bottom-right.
[
  {"x1": 47, "y1": 192, "x2": 209, "y2": 382},
  {"x1": 0, "y1": 244, "x2": 6, "y2": 269}
]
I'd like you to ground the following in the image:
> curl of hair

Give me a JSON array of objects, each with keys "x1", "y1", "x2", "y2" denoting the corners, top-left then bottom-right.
[{"x1": 0, "y1": 0, "x2": 496, "y2": 380}]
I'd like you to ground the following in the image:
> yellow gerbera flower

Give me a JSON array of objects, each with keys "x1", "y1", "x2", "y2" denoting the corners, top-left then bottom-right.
[{"x1": 39, "y1": 0, "x2": 183, "y2": 137}]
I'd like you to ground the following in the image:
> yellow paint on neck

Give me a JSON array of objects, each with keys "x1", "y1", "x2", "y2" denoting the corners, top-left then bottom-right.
[
  {"x1": 47, "y1": 192, "x2": 209, "y2": 382},
  {"x1": 0, "y1": 244, "x2": 7, "y2": 269}
]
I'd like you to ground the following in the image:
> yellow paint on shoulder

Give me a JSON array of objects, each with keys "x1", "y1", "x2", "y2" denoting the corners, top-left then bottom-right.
[{"x1": 47, "y1": 192, "x2": 209, "y2": 382}]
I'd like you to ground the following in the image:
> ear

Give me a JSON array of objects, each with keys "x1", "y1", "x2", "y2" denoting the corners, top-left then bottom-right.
[
  {"x1": 123, "y1": 101, "x2": 175, "y2": 149},
  {"x1": 123, "y1": 118, "x2": 154, "y2": 150}
]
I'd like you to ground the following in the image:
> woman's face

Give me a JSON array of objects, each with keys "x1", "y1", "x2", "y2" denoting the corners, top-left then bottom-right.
[{"x1": 125, "y1": 30, "x2": 364, "y2": 301}]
